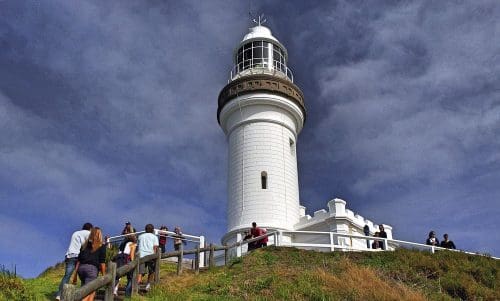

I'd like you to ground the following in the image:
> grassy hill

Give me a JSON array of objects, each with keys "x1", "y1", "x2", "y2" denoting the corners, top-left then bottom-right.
[{"x1": 1, "y1": 247, "x2": 498, "y2": 300}]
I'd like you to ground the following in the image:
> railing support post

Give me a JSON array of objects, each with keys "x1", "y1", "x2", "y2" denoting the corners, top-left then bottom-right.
[
  {"x1": 199, "y1": 236, "x2": 205, "y2": 268},
  {"x1": 236, "y1": 233, "x2": 242, "y2": 257},
  {"x1": 278, "y1": 231, "x2": 283, "y2": 246},
  {"x1": 131, "y1": 257, "x2": 139, "y2": 295},
  {"x1": 330, "y1": 232, "x2": 335, "y2": 252},
  {"x1": 155, "y1": 247, "x2": 161, "y2": 284},
  {"x1": 62, "y1": 283, "x2": 76, "y2": 301},
  {"x1": 177, "y1": 243, "x2": 184, "y2": 275},
  {"x1": 224, "y1": 245, "x2": 229, "y2": 266},
  {"x1": 194, "y1": 246, "x2": 200, "y2": 275},
  {"x1": 431, "y1": 246, "x2": 435, "y2": 254},
  {"x1": 274, "y1": 232, "x2": 278, "y2": 247},
  {"x1": 209, "y1": 243, "x2": 215, "y2": 269},
  {"x1": 104, "y1": 261, "x2": 116, "y2": 301}
]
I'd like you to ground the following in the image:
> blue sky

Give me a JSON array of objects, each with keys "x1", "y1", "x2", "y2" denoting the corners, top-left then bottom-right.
[{"x1": 1, "y1": 0, "x2": 499, "y2": 278}]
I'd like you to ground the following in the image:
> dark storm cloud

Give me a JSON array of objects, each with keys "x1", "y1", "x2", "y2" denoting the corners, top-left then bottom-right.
[
  {"x1": 290, "y1": 1, "x2": 500, "y2": 249},
  {"x1": 1, "y1": 0, "x2": 499, "y2": 276},
  {"x1": 0, "y1": 0, "x2": 246, "y2": 276}
]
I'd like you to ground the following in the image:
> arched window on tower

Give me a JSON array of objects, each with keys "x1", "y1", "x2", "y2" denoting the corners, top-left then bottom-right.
[{"x1": 261, "y1": 171, "x2": 268, "y2": 189}]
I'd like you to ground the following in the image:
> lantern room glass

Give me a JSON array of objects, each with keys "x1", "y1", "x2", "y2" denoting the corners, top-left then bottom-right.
[{"x1": 235, "y1": 40, "x2": 287, "y2": 74}]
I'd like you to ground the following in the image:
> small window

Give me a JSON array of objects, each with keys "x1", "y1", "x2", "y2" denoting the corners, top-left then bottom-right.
[
  {"x1": 289, "y1": 138, "x2": 295, "y2": 156},
  {"x1": 261, "y1": 171, "x2": 267, "y2": 189}
]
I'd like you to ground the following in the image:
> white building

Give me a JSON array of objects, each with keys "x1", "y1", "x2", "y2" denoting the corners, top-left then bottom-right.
[{"x1": 218, "y1": 23, "x2": 392, "y2": 250}]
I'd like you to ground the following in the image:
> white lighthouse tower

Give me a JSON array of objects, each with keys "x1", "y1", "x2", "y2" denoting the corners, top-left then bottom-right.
[{"x1": 218, "y1": 21, "x2": 306, "y2": 245}]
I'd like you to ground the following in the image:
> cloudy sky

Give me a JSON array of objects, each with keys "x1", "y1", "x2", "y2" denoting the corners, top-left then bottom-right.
[{"x1": 1, "y1": 0, "x2": 499, "y2": 277}]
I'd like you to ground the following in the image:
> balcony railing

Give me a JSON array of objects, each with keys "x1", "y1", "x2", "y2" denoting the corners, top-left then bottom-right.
[{"x1": 229, "y1": 60, "x2": 294, "y2": 83}]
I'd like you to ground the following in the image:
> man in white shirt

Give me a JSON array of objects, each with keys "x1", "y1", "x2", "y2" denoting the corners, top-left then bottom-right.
[
  {"x1": 55, "y1": 222, "x2": 93, "y2": 300},
  {"x1": 137, "y1": 223, "x2": 159, "y2": 291}
]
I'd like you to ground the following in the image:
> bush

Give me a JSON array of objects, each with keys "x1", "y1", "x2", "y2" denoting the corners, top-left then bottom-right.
[{"x1": 0, "y1": 274, "x2": 35, "y2": 301}]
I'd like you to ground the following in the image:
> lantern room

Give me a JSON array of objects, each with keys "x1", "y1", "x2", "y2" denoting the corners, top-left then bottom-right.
[{"x1": 230, "y1": 25, "x2": 293, "y2": 82}]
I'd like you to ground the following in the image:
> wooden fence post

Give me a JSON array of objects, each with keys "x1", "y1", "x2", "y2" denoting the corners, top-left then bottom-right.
[
  {"x1": 155, "y1": 247, "x2": 161, "y2": 284},
  {"x1": 209, "y1": 243, "x2": 215, "y2": 268},
  {"x1": 131, "y1": 257, "x2": 139, "y2": 295},
  {"x1": 62, "y1": 283, "x2": 76, "y2": 301},
  {"x1": 177, "y1": 243, "x2": 184, "y2": 275},
  {"x1": 204, "y1": 241, "x2": 208, "y2": 267},
  {"x1": 224, "y1": 245, "x2": 229, "y2": 266},
  {"x1": 194, "y1": 246, "x2": 200, "y2": 275},
  {"x1": 104, "y1": 261, "x2": 117, "y2": 301}
]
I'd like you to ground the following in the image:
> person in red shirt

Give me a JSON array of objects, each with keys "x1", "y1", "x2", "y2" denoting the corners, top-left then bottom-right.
[
  {"x1": 250, "y1": 222, "x2": 267, "y2": 248},
  {"x1": 261, "y1": 228, "x2": 268, "y2": 247}
]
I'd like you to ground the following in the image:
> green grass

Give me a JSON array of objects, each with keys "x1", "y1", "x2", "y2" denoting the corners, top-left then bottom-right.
[
  {"x1": 4, "y1": 248, "x2": 499, "y2": 300},
  {"x1": 0, "y1": 264, "x2": 44, "y2": 301}
]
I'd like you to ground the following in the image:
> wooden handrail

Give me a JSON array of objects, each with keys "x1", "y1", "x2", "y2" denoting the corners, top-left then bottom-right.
[
  {"x1": 62, "y1": 232, "x2": 276, "y2": 300},
  {"x1": 61, "y1": 228, "x2": 497, "y2": 300}
]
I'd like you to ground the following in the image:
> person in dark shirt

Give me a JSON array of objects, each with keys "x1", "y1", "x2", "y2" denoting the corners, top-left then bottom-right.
[
  {"x1": 243, "y1": 230, "x2": 254, "y2": 251},
  {"x1": 440, "y1": 234, "x2": 456, "y2": 249},
  {"x1": 121, "y1": 221, "x2": 136, "y2": 235},
  {"x1": 426, "y1": 231, "x2": 439, "y2": 246},
  {"x1": 378, "y1": 225, "x2": 388, "y2": 250},
  {"x1": 363, "y1": 225, "x2": 371, "y2": 249},
  {"x1": 158, "y1": 225, "x2": 168, "y2": 253},
  {"x1": 72, "y1": 227, "x2": 106, "y2": 301},
  {"x1": 372, "y1": 232, "x2": 381, "y2": 249}
]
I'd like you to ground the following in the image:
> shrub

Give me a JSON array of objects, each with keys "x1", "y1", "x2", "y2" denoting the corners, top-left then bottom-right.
[{"x1": 0, "y1": 274, "x2": 35, "y2": 301}]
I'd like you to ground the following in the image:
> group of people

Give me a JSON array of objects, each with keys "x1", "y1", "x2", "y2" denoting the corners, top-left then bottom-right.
[
  {"x1": 157, "y1": 225, "x2": 187, "y2": 253},
  {"x1": 426, "y1": 231, "x2": 456, "y2": 249},
  {"x1": 363, "y1": 224, "x2": 388, "y2": 250},
  {"x1": 243, "y1": 222, "x2": 268, "y2": 251},
  {"x1": 55, "y1": 221, "x2": 187, "y2": 301}
]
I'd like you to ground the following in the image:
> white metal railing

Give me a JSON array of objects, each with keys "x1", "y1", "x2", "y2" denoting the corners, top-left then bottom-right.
[
  {"x1": 106, "y1": 229, "x2": 206, "y2": 267},
  {"x1": 227, "y1": 230, "x2": 498, "y2": 260},
  {"x1": 229, "y1": 61, "x2": 294, "y2": 82},
  {"x1": 271, "y1": 230, "x2": 499, "y2": 260}
]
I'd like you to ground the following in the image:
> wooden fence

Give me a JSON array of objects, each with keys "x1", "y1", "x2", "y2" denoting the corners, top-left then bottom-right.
[
  {"x1": 61, "y1": 229, "x2": 498, "y2": 300},
  {"x1": 61, "y1": 233, "x2": 273, "y2": 301}
]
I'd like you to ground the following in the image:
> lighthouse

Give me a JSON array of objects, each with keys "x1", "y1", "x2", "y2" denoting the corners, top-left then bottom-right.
[{"x1": 218, "y1": 21, "x2": 306, "y2": 245}]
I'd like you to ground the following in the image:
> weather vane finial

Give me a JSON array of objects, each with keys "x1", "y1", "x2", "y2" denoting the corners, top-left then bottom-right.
[{"x1": 251, "y1": 13, "x2": 267, "y2": 26}]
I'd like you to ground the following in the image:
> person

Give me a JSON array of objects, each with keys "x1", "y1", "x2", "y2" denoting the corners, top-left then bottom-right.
[
  {"x1": 55, "y1": 222, "x2": 92, "y2": 301},
  {"x1": 123, "y1": 235, "x2": 137, "y2": 297},
  {"x1": 426, "y1": 231, "x2": 439, "y2": 246},
  {"x1": 121, "y1": 221, "x2": 136, "y2": 235},
  {"x1": 113, "y1": 234, "x2": 137, "y2": 297},
  {"x1": 372, "y1": 232, "x2": 381, "y2": 249},
  {"x1": 363, "y1": 225, "x2": 371, "y2": 249},
  {"x1": 72, "y1": 227, "x2": 106, "y2": 301},
  {"x1": 440, "y1": 234, "x2": 456, "y2": 249},
  {"x1": 250, "y1": 222, "x2": 265, "y2": 249},
  {"x1": 158, "y1": 225, "x2": 169, "y2": 253},
  {"x1": 173, "y1": 226, "x2": 186, "y2": 251},
  {"x1": 104, "y1": 235, "x2": 111, "y2": 249},
  {"x1": 261, "y1": 228, "x2": 268, "y2": 247},
  {"x1": 137, "y1": 224, "x2": 159, "y2": 291},
  {"x1": 242, "y1": 230, "x2": 254, "y2": 252},
  {"x1": 378, "y1": 225, "x2": 387, "y2": 250}
]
